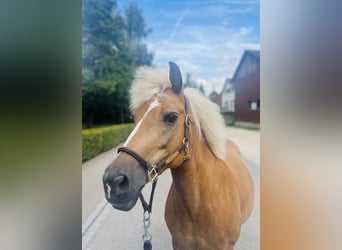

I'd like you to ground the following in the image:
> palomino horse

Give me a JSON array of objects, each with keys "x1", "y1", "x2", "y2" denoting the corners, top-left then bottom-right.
[{"x1": 103, "y1": 62, "x2": 254, "y2": 250}]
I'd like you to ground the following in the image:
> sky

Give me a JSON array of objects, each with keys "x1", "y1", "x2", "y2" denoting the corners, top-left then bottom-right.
[{"x1": 117, "y1": 0, "x2": 260, "y2": 96}]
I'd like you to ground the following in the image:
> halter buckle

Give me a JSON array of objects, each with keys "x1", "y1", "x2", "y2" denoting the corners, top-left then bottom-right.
[
  {"x1": 182, "y1": 138, "x2": 191, "y2": 161},
  {"x1": 147, "y1": 166, "x2": 158, "y2": 183}
]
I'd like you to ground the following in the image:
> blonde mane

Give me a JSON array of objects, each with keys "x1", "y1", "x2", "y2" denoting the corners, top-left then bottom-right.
[{"x1": 129, "y1": 66, "x2": 226, "y2": 160}]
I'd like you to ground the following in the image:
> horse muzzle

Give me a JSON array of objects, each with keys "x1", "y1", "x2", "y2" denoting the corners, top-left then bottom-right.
[{"x1": 102, "y1": 159, "x2": 147, "y2": 211}]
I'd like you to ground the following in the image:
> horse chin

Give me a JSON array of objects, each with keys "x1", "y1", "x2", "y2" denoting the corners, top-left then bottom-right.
[
  {"x1": 111, "y1": 200, "x2": 136, "y2": 211},
  {"x1": 109, "y1": 192, "x2": 140, "y2": 211}
]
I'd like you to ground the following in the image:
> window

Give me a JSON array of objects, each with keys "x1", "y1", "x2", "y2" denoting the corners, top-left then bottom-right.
[{"x1": 249, "y1": 100, "x2": 258, "y2": 110}]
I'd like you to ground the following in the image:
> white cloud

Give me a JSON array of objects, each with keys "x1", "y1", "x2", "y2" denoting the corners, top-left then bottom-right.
[
  {"x1": 147, "y1": 27, "x2": 257, "y2": 96},
  {"x1": 240, "y1": 42, "x2": 260, "y2": 50},
  {"x1": 227, "y1": 6, "x2": 255, "y2": 14},
  {"x1": 144, "y1": 3, "x2": 259, "y2": 96},
  {"x1": 238, "y1": 26, "x2": 253, "y2": 36},
  {"x1": 177, "y1": 59, "x2": 200, "y2": 73},
  {"x1": 219, "y1": 0, "x2": 259, "y2": 5}
]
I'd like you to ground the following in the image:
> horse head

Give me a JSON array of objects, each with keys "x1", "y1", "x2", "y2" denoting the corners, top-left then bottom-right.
[{"x1": 102, "y1": 62, "x2": 190, "y2": 211}]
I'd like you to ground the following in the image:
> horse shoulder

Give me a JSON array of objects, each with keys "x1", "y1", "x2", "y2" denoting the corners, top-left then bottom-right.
[{"x1": 165, "y1": 184, "x2": 198, "y2": 248}]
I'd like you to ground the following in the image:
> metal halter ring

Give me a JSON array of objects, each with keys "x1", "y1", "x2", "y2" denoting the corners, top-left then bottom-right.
[
  {"x1": 185, "y1": 114, "x2": 192, "y2": 128},
  {"x1": 147, "y1": 166, "x2": 158, "y2": 183}
]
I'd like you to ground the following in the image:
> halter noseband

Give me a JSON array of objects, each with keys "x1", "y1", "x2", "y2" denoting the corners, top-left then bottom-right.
[{"x1": 117, "y1": 95, "x2": 192, "y2": 183}]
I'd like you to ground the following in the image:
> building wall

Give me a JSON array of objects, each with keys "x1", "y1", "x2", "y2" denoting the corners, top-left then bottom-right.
[
  {"x1": 235, "y1": 69, "x2": 260, "y2": 123},
  {"x1": 209, "y1": 93, "x2": 222, "y2": 107},
  {"x1": 222, "y1": 90, "x2": 235, "y2": 113},
  {"x1": 221, "y1": 81, "x2": 235, "y2": 113}
]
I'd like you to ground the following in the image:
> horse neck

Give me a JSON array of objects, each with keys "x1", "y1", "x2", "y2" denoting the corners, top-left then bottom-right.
[{"x1": 170, "y1": 129, "x2": 216, "y2": 218}]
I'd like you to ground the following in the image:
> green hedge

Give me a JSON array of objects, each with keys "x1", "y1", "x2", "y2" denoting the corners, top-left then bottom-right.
[{"x1": 82, "y1": 124, "x2": 134, "y2": 161}]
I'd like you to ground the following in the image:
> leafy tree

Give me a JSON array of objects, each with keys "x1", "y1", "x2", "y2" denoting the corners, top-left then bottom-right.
[
  {"x1": 82, "y1": 0, "x2": 128, "y2": 81},
  {"x1": 82, "y1": 0, "x2": 152, "y2": 127},
  {"x1": 184, "y1": 72, "x2": 206, "y2": 95},
  {"x1": 124, "y1": 2, "x2": 153, "y2": 66},
  {"x1": 184, "y1": 73, "x2": 197, "y2": 88},
  {"x1": 198, "y1": 83, "x2": 205, "y2": 96}
]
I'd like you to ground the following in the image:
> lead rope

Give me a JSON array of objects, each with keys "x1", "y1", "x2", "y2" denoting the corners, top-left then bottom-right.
[
  {"x1": 142, "y1": 212, "x2": 152, "y2": 250},
  {"x1": 140, "y1": 180, "x2": 157, "y2": 250}
]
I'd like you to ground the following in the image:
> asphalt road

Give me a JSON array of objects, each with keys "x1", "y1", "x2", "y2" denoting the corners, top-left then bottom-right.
[{"x1": 82, "y1": 127, "x2": 260, "y2": 250}]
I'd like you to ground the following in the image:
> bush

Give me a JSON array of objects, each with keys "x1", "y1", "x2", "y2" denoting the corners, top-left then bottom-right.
[
  {"x1": 223, "y1": 113, "x2": 235, "y2": 126},
  {"x1": 82, "y1": 124, "x2": 134, "y2": 161}
]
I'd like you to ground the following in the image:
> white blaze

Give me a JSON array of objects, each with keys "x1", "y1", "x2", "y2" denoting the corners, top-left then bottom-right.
[{"x1": 123, "y1": 99, "x2": 160, "y2": 147}]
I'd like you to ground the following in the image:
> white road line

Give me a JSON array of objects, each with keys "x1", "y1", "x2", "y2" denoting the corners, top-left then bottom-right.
[{"x1": 82, "y1": 199, "x2": 108, "y2": 237}]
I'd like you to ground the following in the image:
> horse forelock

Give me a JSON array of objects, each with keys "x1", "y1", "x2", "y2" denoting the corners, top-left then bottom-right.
[
  {"x1": 129, "y1": 66, "x2": 170, "y2": 112},
  {"x1": 129, "y1": 66, "x2": 226, "y2": 160}
]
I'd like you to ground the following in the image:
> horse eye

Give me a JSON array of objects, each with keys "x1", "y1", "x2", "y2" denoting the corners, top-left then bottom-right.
[{"x1": 164, "y1": 112, "x2": 178, "y2": 125}]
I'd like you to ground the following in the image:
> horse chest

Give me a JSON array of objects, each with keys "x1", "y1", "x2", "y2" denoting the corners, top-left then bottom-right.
[
  {"x1": 165, "y1": 178, "x2": 241, "y2": 250},
  {"x1": 165, "y1": 189, "x2": 239, "y2": 250}
]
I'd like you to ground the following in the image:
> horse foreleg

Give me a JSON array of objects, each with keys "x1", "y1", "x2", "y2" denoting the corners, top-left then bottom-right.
[
  {"x1": 172, "y1": 240, "x2": 194, "y2": 250},
  {"x1": 171, "y1": 242, "x2": 185, "y2": 250},
  {"x1": 225, "y1": 244, "x2": 234, "y2": 250}
]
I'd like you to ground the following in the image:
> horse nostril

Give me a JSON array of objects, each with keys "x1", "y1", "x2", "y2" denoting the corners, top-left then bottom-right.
[
  {"x1": 113, "y1": 175, "x2": 129, "y2": 193},
  {"x1": 114, "y1": 175, "x2": 124, "y2": 184}
]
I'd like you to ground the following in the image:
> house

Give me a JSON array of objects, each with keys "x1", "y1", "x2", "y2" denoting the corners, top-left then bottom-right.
[
  {"x1": 208, "y1": 89, "x2": 222, "y2": 107},
  {"x1": 220, "y1": 78, "x2": 235, "y2": 125},
  {"x1": 221, "y1": 78, "x2": 235, "y2": 113},
  {"x1": 231, "y1": 50, "x2": 260, "y2": 127}
]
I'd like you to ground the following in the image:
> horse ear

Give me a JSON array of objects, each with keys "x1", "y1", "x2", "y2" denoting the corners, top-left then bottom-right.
[{"x1": 169, "y1": 61, "x2": 183, "y2": 94}]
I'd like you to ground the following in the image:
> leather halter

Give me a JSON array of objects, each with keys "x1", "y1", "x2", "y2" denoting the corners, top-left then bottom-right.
[
  {"x1": 117, "y1": 95, "x2": 192, "y2": 183},
  {"x1": 117, "y1": 95, "x2": 192, "y2": 249}
]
